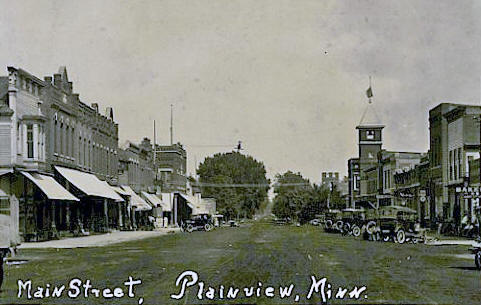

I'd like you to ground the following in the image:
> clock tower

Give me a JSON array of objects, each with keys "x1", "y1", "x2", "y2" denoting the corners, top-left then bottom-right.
[{"x1": 357, "y1": 102, "x2": 384, "y2": 168}]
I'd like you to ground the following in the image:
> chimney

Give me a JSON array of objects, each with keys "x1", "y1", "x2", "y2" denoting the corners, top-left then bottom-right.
[
  {"x1": 44, "y1": 76, "x2": 53, "y2": 85},
  {"x1": 105, "y1": 107, "x2": 113, "y2": 120},
  {"x1": 68, "y1": 82, "x2": 73, "y2": 93},
  {"x1": 53, "y1": 74, "x2": 61, "y2": 87},
  {"x1": 91, "y1": 103, "x2": 99, "y2": 113}
]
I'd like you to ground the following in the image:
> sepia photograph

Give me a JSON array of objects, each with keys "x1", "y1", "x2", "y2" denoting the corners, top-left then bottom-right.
[{"x1": 0, "y1": 1, "x2": 480, "y2": 304}]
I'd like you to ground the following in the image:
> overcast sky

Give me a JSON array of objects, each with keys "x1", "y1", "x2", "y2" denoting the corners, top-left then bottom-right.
[{"x1": 1, "y1": 0, "x2": 480, "y2": 183}]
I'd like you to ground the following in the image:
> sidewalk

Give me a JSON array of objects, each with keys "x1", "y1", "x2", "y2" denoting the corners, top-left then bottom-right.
[
  {"x1": 425, "y1": 239, "x2": 479, "y2": 246},
  {"x1": 18, "y1": 228, "x2": 180, "y2": 249}
]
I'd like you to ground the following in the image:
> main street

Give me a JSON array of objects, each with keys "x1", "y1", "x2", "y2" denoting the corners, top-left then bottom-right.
[{"x1": 1, "y1": 222, "x2": 479, "y2": 305}]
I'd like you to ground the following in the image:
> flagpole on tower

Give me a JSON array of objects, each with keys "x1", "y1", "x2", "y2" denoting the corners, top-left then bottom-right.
[{"x1": 366, "y1": 75, "x2": 373, "y2": 104}]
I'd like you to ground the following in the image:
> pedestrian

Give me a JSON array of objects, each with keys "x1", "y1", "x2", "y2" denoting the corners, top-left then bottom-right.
[{"x1": 461, "y1": 212, "x2": 471, "y2": 237}]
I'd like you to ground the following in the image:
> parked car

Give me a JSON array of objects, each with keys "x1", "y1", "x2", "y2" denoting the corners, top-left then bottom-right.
[
  {"x1": 183, "y1": 214, "x2": 214, "y2": 233},
  {"x1": 340, "y1": 208, "x2": 366, "y2": 237},
  {"x1": 309, "y1": 219, "x2": 321, "y2": 226},
  {"x1": 228, "y1": 220, "x2": 239, "y2": 227},
  {"x1": 323, "y1": 210, "x2": 343, "y2": 233},
  {"x1": 377, "y1": 206, "x2": 424, "y2": 244}
]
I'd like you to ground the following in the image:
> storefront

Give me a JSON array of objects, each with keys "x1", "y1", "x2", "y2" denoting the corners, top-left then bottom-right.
[
  {"x1": 54, "y1": 166, "x2": 124, "y2": 234},
  {"x1": 19, "y1": 171, "x2": 79, "y2": 241},
  {"x1": 121, "y1": 185, "x2": 151, "y2": 229}
]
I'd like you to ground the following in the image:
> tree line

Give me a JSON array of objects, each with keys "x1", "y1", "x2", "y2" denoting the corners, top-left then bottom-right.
[{"x1": 196, "y1": 152, "x2": 344, "y2": 221}]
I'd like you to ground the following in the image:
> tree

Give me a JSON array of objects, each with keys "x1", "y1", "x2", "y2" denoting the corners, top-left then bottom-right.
[
  {"x1": 272, "y1": 171, "x2": 344, "y2": 223},
  {"x1": 272, "y1": 171, "x2": 312, "y2": 221},
  {"x1": 196, "y1": 152, "x2": 269, "y2": 219}
]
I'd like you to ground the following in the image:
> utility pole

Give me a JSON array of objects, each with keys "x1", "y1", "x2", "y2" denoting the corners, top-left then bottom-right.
[
  {"x1": 153, "y1": 119, "x2": 157, "y2": 178},
  {"x1": 170, "y1": 104, "x2": 173, "y2": 145}
]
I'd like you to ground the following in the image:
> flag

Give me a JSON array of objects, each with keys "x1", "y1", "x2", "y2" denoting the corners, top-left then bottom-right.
[{"x1": 366, "y1": 86, "x2": 373, "y2": 98}]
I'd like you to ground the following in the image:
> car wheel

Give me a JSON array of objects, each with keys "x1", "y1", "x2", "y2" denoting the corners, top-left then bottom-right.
[
  {"x1": 352, "y1": 225, "x2": 361, "y2": 237},
  {"x1": 366, "y1": 221, "x2": 377, "y2": 235},
  {"x1": 343, "y1": 223, "x2": 351, "y2": 233},
  {"x1": 325, "y1": 220, "x2": 333, "y2": 230},
  {"x1": 383, "y1": 235, "x2": 390, "y2": 242},
  {"x1": 475, "y1": 251, "x2": 481, "y2": 270},
  {"x1": 186, "y1": 224, "x2": 194, "y2": 233},
  {"x1": 396, "y1": 229, "x2": 406, "y2": 244},
  {"x1": 335, "y1": 220, "x2": 344, "y2": 232},
  {"x1": 204, "y1": 223, "x2": 213, "y2": 232}
]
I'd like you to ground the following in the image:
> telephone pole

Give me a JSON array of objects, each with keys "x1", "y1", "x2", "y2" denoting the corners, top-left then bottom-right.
[
  {"x1": 153, "y1": 119, "x2": 156, "y2": 166},
  {"x1": 170, "y1": 104, "x2": 173, "y2": 145}
]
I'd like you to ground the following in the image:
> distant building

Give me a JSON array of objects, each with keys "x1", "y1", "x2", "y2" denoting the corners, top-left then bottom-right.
[
  {"x1": 347, "y1": 158, "x2": 360, "y2": 208},
  {"x1": 155, "y1": 143, "x2": 187, "y2": 193},
  {"x1": 321, "y1": 172, "x2": 339, "y2": 186},
  {"x1": 377, "y1": 150, "x2": 426, "y2": 207},
  {"x1": 118, "y1": 140, "x2": 155, "y2": 193},
  {"x1": 347, "y1": 101, "x2": 384, "y2": 208},
  {"x1": 393, "y1": 154, "x2": 430, "y2": 226}
]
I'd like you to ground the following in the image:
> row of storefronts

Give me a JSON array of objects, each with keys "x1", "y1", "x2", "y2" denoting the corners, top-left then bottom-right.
[
  {"x1": 1, "y1": 166, "x2": 217, "y2": 242},
  {"x1": 0, "y1": 65, "x2": 213, "y2": 247},
  {"x1": 348, "y1": 102, "x2": 481, "y2": 230}
]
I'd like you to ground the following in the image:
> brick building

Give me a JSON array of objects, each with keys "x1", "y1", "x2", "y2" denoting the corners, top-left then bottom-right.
[
  {"x1": 347, "y1": 158, "x2": 360, "y2": 207},
  {"x1": 0, "y1": 66, "x2": 123, "y2": 241},
  {"x1": 118, "y1": 139, "x2": 155, "y2": 193},
  {"x1": 155, "y1": 143, "x2": 187, "y2": 193},
  {"x1": 347, "y1": 101, "x2": 384, "y2": 208},
  {"x1": 377, "y1": 151, "x2": 426, "y2": 207},
  {"x1": 429, "y1": 103, "x2": 481, "y2": 223}
]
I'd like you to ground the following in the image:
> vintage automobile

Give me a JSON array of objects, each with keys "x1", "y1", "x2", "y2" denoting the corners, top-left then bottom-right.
[
  {"x1": 228, "y1": 220, "x2": 240, "y2": 227},
  {"x1": 323, "y1": 209, "x2": 343, "y2": 233},
  {"x1": 183, "y1": 214, "x2": 214, "y2": 233},
  {"x1": 377, "y1": 205, "x2": 424, "y2": 244},
  {"x1": 340, "y1": 208, "x2": 366, "y2": 237}
]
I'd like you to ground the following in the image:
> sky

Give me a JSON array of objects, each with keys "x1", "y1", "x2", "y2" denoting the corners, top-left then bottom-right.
[{"x1": 0, "y1": 0, "x2": 480, "y2": 183}]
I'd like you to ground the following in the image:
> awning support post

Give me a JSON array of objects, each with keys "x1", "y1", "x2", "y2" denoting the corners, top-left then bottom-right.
[
  {"x1": 104, "y1": 198, "x2": 109, "y2": 232},
  {"x1": 174, "y1": 194, "x2": 178, "y2": 227},
  {"x1": 119, "y1": 202, "x2": 123, "y2": 228},
  {"x1": 51, "y1": 200, "x2": 58, "y2": 239},
  {"x1": 65, "y1": 202, "x2": 70, "y2": 230}
]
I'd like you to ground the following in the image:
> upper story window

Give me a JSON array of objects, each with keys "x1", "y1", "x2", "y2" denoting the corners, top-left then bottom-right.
[
  {"x1": 0, "y1": 198, "x2": 10, "y2": 216},
  {"x1": 366, "y1": 130, "x2": 375, "y2": 140},
  {"x1": 27, "y1": 124, "x2": 34, "y2": 159}
]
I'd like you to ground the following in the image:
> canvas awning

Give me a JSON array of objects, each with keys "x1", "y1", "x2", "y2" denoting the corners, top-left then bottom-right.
[
  {"x1": 21, "y1": 171, "x2": 79, "y2": 201},
  {"x1": 121, "y1": 186, "x2": 151, "y2": 211},
  {"x1": 159, "y1": 193, "x2": 172, "y2": 212},
  {"x1": 0, "y1": 168, "x2": 13, "y2": 176},
  {"x1": 111, "y1": 186, "x2": 130, "y2": 197},
  {"x1": 54, "y1": 166, "x2": 123, "y2": 201},
  {"x1": 141, "y1": 191, "x2": 163, "y2": 208},
  {"x1": 99, "y1": 181, "x2": 125, "y2": 202},
  {"x1": 177, "y1": 193, "x2": 196, "y2": 209}
]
